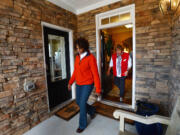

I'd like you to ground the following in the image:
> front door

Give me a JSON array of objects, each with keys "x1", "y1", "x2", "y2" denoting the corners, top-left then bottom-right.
[{"x1": 43, "y1": 26, "x2": 71, "y2": 111}]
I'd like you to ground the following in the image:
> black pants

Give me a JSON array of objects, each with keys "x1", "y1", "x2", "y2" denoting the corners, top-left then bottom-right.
[{"x1": 114, "y1": 76, "x2": 126, "y2": 97}]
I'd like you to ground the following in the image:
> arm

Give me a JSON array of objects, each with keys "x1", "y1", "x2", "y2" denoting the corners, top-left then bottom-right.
[
  {"x1": 89, "y1": 55, "x2": 101, "y2": 94},
  {"x1": 68, "y1": 69, "x2": 75, "y2": 91},
  {"x1": 107, "y1": 57, "x2": 113, "y2": 76}
]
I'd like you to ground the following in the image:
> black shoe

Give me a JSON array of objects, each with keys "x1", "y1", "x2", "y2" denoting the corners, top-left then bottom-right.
[
  {"x1": 120, "y1": 97, "x2": 123, "y2": 102},
  {"x1": 76, "y1": 128, "x2": 84, "y2": 133},
  {"x1": 90, "y1": 109, "x2": 96, "y2": 119},
  {"x1": 90, "y1": 113, "x2": 96, "y2": 119}
]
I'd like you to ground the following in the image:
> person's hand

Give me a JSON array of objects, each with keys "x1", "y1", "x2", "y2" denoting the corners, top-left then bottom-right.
[
  {"x1": 68, "y1": 84, "x2": 71, "y2": 91},
  {"x1": 125, "y1": 71, "x2": 128, "y2": 76},
  {"x1": 96, "y1": 93, "x2": 101, "y2": 96},
  {"x1": 96, "y1": 93, "x2": 101, "y2": 101}
]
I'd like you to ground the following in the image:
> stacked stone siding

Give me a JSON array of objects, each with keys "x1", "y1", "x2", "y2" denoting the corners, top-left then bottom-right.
[
  {"x1": 77, "y1": 0, "x2": 171, "y2": 114},
  {"x1": 0, "y1": 0, "x2": 77, "y2": 134},
  {"x1": 169, "y1": 17, "x2": 180, "y2": 114},
  {"x1": 0, "y1": 0, "x2": 178, "y2": 134}
]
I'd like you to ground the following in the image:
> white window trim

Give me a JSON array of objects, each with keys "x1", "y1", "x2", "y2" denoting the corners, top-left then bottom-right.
[
  {"x1": 95, "y1": 4, "x2": 136, "y2": 110},
  {"x1": 41, "y1": 22, "x2": 75, "y2": 112}
]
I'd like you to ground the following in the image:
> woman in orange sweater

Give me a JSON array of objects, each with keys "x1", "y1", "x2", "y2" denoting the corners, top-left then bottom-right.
[{"x1": 68, "y1": 37, "x2": 101, "y2": 133}]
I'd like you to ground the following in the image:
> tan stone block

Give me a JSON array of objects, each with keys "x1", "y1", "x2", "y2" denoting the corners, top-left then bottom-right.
[
  {"x1": 151, "y1": 19, "x2": 161, "y2": 25},
  {"x1": 1, "y1": 0, "x2": 13, "y2": 7},
  {"x1": 14, "y1": 4, "x2": 23, "y2": 15},
  {"x1": 156, "y1": 81, "x2": 168, "y2": 88},
  {"x1": 136, "y1": 71, "x2": 155, "y2": 79},
  {"x1": 136, "y1": 87, "x2": 149, "y2": 93},
  {"x1": 157, "y1": 88, "x2": 169, "y2": 94},
  {"x1": 3, "y1": 82, "x2": 19, "y2": 91},
  {"x1": 3, "y1": 69, "x2": 17, "y2": 73},
  {"x1": 136, "y1": 54, "x2": 143, "y2": 58},
  {"x1": 0, "y1": 113, "x2": 9, "y2": 121},
  {"x1": 13, "y1": 124, "x2": 30, "y2": 135},
  {"x1": 0, "y1": 35, "x2": 6, "y2": 39},
  {"x1": 0, "y1": 91, "x2": 12, "y2": 98},
  {"x1": 144, "y1": 54, "x2": 155, "y2": 58},
  {"x1": 15, "y1": 92, "x2": 26, "y2": 99},
  {"x1": 7, "y1": 37, "x2": 16, "y2": 43},
  {"x1": 147, "y1": 43, "x2": 155, "y2": 46},
  {"x1": 154, "y1": 61, "x2": 170, "y2": 66},
  {"x1": 0, "y1": 74, "x2": 5, "y2": 83},
  {"x1": 135, "y1": 94, "x2": 149, "y2": 100},
  {"x1": 136, "y1": 80, "x2": 146, "y2": 85}
]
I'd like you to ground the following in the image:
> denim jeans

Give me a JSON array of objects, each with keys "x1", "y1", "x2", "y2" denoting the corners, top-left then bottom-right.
[
  {"x1": 114, "y1": 76, "x2": 126, "y2": 97},
  {"x1": 76, "y1": 84, "x2": 95, "y2": 129}
]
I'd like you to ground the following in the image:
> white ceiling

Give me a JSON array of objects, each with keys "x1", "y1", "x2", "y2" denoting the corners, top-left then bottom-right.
[{"x1": 46, "y1": 0, "x2": 121, "y2": 15}]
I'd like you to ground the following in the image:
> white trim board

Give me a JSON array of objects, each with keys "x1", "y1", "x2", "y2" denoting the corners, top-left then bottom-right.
[
  {"x1": 95, "y1": 4, "x2": 136, "y2": 110},
  {"x1": 76, "y1": 0, "x2": 122, "y2": 15},
  {"x1": 46, "y1": 0, "x2": 122, "y2": 15},
  {"x1": 41, "y1": 22, "x2": 75, "y2": 112},
  {"x1": 46, "y1": 0, "x2": 76, "y2": 14}
]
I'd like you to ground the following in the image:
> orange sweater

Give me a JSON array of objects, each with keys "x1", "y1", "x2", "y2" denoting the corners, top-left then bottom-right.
[{"x1": 68, "y1": 53, "x2": 101, "y2": 93}]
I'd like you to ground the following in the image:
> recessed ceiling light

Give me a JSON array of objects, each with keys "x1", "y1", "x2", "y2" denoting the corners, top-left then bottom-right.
[{"x1": 125, "y1": 24, "x2": 133, "y2": 28}]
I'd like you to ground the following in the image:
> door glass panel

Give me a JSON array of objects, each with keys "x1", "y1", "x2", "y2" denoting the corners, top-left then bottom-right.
[
  {"x1": 101, "y1": 18, "x2": 109, "y2": 25},
  {"x1": 110, "y1": 15, "x2": 119, "y2": 23},
  {"x1": 48, "y1": 34, "x2": 67, "y2": 82},
  {"x1": 119, "y1": 13, "x2": 131, "y2": 21}
]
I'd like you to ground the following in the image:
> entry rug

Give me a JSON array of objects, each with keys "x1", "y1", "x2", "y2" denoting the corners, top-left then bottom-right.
[
  {"x1": 56, "y1": 100, "x2": 79, "y2": 121},
  {"x1": 92, "y1": 102, "x2": 134, "y2": 124}
]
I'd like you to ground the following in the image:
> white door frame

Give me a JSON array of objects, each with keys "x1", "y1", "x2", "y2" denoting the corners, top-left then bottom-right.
[
  {"x1": 41, "y1": 22, "x2": 75, "y2": 112},
  {"x1": 95, "y1": 4, "x2": 136, "y2": 110}
]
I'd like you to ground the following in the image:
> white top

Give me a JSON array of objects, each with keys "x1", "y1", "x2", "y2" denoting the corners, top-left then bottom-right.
[
  {"x1": 109, "y1": 55, "x2": 132, "y2": 77},
  {"x1": 80, "y1": 51, "x2": 87, "y2": 60}
]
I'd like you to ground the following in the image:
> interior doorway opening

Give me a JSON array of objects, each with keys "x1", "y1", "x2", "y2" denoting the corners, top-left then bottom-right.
[
  {"x1": 101, "y1": 25, "x2": 133, "y2": 105},
  {"x1": 95, "y1": 4, "x2": 136, "y2": 109}
]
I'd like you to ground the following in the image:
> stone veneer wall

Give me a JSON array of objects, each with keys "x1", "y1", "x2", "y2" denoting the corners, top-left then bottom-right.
[
  {"x1": 77, "y1": 0, "x2": 171, "y2": 114},
  {"x1": 0, "y1": 0, "x2": 77, "y2": 134},
  {"x1": 169, "y1": 17, "x2": 180, "y2": 114}
]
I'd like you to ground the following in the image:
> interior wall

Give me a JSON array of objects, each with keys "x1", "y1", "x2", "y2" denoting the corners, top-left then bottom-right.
[
  {"x1": 0, "y1": 0, "x2": 77, "y2": 134},
  {"x1": 169, "y1": 17, "x2": 180, "y2": 114},
  {"x1": 77, "y1": 0, "x2": 172, "y2": 115},
  {"x1": 111, "y1": 32, "x2": 132, "y2": 49}
]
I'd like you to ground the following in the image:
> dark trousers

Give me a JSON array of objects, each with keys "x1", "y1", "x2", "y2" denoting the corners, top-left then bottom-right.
[
  {"x1": 114, "y1": 76, "x2": 126, "y2": 97},
  {"x1": 76, "y1": 84, "x2": 95, "y2": 129}
]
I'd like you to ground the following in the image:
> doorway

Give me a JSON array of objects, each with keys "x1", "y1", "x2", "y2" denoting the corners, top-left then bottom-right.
[
  {"x1": 101, "y1": 25, "x2": 133, "y2": 105},
  {"x1": 43, "y1": 26, "x2": 71, "y2": 111},
  {"x1": 96, "y1": 4, "x2": 136, "y2": 109}
]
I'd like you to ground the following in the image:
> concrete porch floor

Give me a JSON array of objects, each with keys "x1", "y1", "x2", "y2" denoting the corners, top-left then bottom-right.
[{"x1": 23, "y1": 113, "x2": 138, "y2": 135}]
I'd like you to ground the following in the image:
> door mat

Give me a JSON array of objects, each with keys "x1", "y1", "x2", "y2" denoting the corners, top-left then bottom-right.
[
  {"x1": 92, "y1": 102, "x2": 134, "y2": 124},
  {"x1": 56, "y1": 100, "x2": 79, "y2": 121}
]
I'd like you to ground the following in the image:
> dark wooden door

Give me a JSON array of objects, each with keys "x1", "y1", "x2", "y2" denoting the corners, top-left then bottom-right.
[{"x1": 43, "y1": 26, "x2": 71, "y2": 111}]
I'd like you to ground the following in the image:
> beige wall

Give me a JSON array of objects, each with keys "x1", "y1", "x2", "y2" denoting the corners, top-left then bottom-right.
[
  {"x1": 112, "y1": 32, "x2": 132, "y2": 49},
  {"x1": 169, "y1": 16, "x2": 180, "y2": 114}
]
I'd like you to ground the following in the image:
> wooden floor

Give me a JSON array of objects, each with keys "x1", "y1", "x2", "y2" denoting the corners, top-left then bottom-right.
[
  {"x1": 92, "y1": 102, "x2": 134, "y2": 124},
  {"x1": 103, "y1": 95, "x2": 132, "y2": 105},
  {"x1": 103, "y1": 76, "x2": 132, "y2": 105}
]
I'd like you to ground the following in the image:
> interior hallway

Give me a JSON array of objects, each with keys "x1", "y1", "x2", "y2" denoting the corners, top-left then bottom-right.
[{"x1": 23, "y1": 114, "x2": 137, "y2": 135}]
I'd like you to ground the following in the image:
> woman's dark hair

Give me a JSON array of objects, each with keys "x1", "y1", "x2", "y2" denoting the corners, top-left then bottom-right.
[{"x1": 75, "y1": 37, "x2": 89, "y2": 52}]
